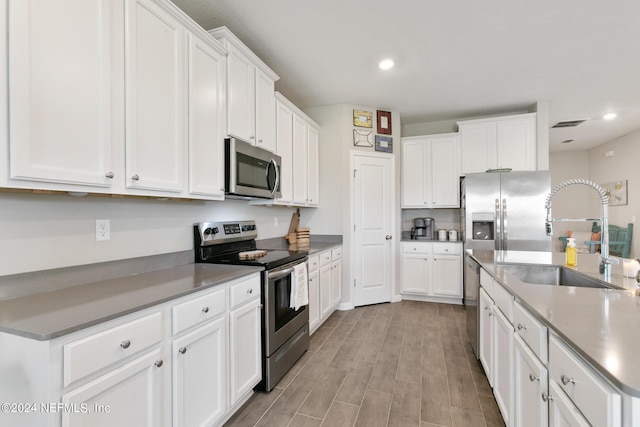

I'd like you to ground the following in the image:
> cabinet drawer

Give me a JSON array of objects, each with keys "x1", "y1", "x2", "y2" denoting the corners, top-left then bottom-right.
[
  {"x1": 229, "y1": 274, "x2": 261, "y2": 309},
  {"x1": 492, "y1": 281, "x2": 513, "y2": 322},
  {"x1": 513, "y1": 301, "x2": 547, "y2": 363},
  {"x1": 402, "y1": 243, "x2": 431, "y2": 254},
  {"x1": 63, "y1": 311, "x2": 163, "y2": 386},
  {"x1": 172, "y1": 287, "x2": 226, "y2": 336},
  {"x1": 319, "y1": 250, "x2": 332, "y2": 266},
  {"x1": 307, "y1": 254, "x2": 320, "y2": 273},
  {"x1": 331, "y1": 247, "x2": 342, "y2": 260},
  {"x1": 549, "y1": 335, "x2": 621, "y2": 427},
  {"x1": 480, "y1": 268, "x2": 494, "y2": 295},
  {"x1": 433, "y1": 243, "x2": 460, "y2": 255}
]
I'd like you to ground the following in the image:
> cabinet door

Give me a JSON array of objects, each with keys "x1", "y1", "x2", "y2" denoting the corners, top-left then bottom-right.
[
  {"x1": 173, "y1": 317, "x2": 226, "y2": 427},
  {"x1": 479, "y1": 288, "x2": 494, "y2": 387},
  {"x1": 430, "y1": 136, "x2": 460, "y2": 207},
  {"x1": 459, "y1": 122, "x2": 497, "y2": 174},
  {"x1": 125, "y1": 0, "x2": 185, "y2": 193},
  {"x1": 493, "y1": 308, "x2": 513, "y2": 427},
  {"x1": 8, "y1": 0, "x2": 117, "y2": 187},
  {"x1": 496, "y1": 117, "x2": 536, "y2": 171},
  {"x1": 331, "y1": 260, "x2": 341, "y2": 308},
  {"x1": 432, "y1": 256, "x2": 461, "y2": 297},
  {"x1": 401, "y1": 140, "x2": 427, "y2": 207},
  {"x1": 401, "y1": 254, "x2": 429, "y2": 294},
  {"x1": 275, "y1": 100, "x2": 294, "y2": 204},
  {"x1": 62, "y1": 349, "x2": 164, "y2": 427},
  {"x1": 229, "y1": 298, "x2": 262, "y2": 405},
  {"x1": 254, "y1": 69, "x2": 276, "y2": 152},
  {"x1": 308, "y1": 269, "x2": 321, "y2": 333},
  {"x1": 548, "y1": 381, "x2": 590, "y2": 427},
  {"x1": 226, "y1": 44, "x2": 254, "y2": 141},
  {"x1": 319, "y1": 263, "x2": 333, "y2": 320},
  {"x1": 292, "y1": 115, "x2": 308, "y2": 205},
  {"x1": 187, "y1": 34, "x2": 225, "y2": 199},
  {"x1": 306, "y1": 125, "x2": 320, "y2": 206},
  {"x1": 514, "y1": 335, "x2": 548, "y2": 427}
]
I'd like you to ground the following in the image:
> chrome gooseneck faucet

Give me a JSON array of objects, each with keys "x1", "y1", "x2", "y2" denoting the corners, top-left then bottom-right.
[{"x1": 544, "y1": 179, "x2": 618, "y2": 278}]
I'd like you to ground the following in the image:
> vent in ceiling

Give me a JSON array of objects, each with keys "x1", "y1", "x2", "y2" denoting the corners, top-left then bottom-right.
[
  {"x1": 552, "y1": 120, "x2": 586, "y2": 128},
  {"x1": 561, "y1": 139, "x2": 574, "y2": 144}
]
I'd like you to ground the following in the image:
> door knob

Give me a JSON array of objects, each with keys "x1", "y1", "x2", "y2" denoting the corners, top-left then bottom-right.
[{"x1": 385, "y1": 235, "x2": 392, "y2": 240}]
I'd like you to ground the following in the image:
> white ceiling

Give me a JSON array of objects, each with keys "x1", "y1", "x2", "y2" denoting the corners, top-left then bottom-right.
[{"x1": 170, "y1": 0, "x2": 640, "y2": 152}]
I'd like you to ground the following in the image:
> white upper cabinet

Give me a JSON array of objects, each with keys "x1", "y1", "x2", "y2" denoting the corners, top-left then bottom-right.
[
  {"x1": 125, "y1": 0, "x2": 186, "y2": 193},
  {"x1": 306, "y1": 125, "x2": 320, "y2": 207},
  {"x1": 187, "y1": 33, "x2": 226, "y2": 199},
  {"x1": 209, "y1": 27, "x2": 279, "y2": 153},
  {"x1": 458, "y1": 113, "x2": 536, "y2": 174},
  {"x1": 8, "y1": 0, "x2": 120, "y2": 188},
  {"x1": 401, "y1": 133, "x2": 460, "y2": 208},
  {"x1": 274, "y1": 98, "x2": 294, "y2": 204}
]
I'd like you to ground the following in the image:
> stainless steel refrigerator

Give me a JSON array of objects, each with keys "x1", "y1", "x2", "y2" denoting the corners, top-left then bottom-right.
[{"x1": 461, "y1": 171, "x2": 552, "y2": 252}]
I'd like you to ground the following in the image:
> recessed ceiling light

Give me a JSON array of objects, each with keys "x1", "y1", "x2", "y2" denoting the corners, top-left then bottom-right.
[
  {"x1": 379, "y1": 59, "x2": 394, "y2": 70},
  {"x1": 603, "y1": 113, "x2": 617, "y2": 120}
]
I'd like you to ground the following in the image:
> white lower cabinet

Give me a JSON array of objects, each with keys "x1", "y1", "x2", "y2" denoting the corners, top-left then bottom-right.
[
  {"x1": 479, "y1": 288, "x2": 494, "y2": 386},
  {"x1": 401, "y1": 242, "x2": 462, "y2": 303},
  {"x1": 308, "y1": 247, "x2": 342, "y2": 335},
  {"x1": 493, "y1": 308, "x2": 514, "y2": 426},
  {"x1": 548, "y1": 381, "x2": 590, "y2": 427},
  {"x1": 514, "y1": 334, "x2": 548, "y2": 427},
  {"x1": 0, "y1": 272, "x2": 262, "y2": 427}
]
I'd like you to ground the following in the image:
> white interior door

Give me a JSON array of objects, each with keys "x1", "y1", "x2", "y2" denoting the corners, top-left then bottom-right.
[{"x1": 353, "y1": 152, "x2": 394, "y2": 307}]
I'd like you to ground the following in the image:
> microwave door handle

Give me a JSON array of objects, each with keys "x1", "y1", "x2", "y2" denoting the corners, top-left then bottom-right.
[{"x1": 269, "y1": 159, "x2": 280, "y2": 197}]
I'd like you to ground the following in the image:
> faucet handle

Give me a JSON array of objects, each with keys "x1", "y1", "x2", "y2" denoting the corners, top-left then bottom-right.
[{"x1": 601, "y1": 256, "x2": 620, "y2": 265}]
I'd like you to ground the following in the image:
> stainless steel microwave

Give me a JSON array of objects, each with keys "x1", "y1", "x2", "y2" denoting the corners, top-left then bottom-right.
[{"x1": 225, "y1": 137, "x2": 281, "y2": 199}]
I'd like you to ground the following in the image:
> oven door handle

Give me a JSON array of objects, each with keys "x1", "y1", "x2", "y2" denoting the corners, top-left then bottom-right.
[{"x1": 268, "y1": 266, "x2": 296, "y2": 280}]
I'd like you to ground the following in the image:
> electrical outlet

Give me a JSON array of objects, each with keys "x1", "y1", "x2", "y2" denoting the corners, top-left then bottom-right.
[{"x1": 96, "y1": 219, "x2": 110, "y2": 241}]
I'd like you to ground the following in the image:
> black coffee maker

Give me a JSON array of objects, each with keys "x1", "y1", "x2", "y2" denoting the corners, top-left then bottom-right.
[{"x1": 411, "y1": 217, "x2": 435, "y2": 240}]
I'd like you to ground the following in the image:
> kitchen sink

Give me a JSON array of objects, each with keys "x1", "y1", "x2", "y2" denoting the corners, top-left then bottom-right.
[{"x1": 501, "y1": 264, "x2": 620, "y2": 289}]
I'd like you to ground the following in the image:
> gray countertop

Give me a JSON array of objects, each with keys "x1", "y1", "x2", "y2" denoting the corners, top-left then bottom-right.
[
  {"x1": 0, "y1": 263, "x2": 262, "y2": 341},
  {"x1": 470, "y1": 249, "x2": 640, "y2": 397},
  {"x1": 257, "y1": 236, "x2": 342, "y2": 254}
]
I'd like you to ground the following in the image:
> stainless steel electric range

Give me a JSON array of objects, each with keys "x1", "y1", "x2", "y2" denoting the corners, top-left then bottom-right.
[{"x1": 194, "y1": 220, "x2": 309, "y2": 391}]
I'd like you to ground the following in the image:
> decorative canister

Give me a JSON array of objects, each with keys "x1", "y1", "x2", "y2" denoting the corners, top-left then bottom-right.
[
  {"x1": 448, "y1": 229, "x2": 458, "y2": 241},
  {"x1": 438, "y1": 229, "x2": 448, "y2": 241}
]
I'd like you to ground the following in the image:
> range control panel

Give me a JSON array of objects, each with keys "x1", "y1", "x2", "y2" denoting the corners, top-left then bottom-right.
[{"x1": 195, "y1": 220, "x2": 258, "y2": 246}]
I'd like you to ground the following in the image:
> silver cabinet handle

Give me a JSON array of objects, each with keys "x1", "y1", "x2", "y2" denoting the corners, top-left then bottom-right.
[
  {"x1": 179, "y1": 347, "x2": 187, "y2": 355},
  {"x1": 105, "y1": 172, "x2": 114, "y2": 179},
  {"x1": 385, "y1": 235, "x2": 392, "y2": 240},
  {"x1": 517, "y1": 323, "x2": 526, "y2": 331},
  {"x1": 249, "y1": 136, "x2": 255, "y2": 140},
  {"x1": 154, "y1": 360, "x2": 163, "y2": 368},
  {"x1": 247, "y1": 288, "x2": 253, "y2": 294},
  {"x1": 541, "y1": 392, "x2": 553, "y2": 402},
  {"x1": 258, "y1": 139, "x2": 263, "y2": 143},
  {"x1": 561, "y1": 375, "x2": 575, "y2": 385},
  {"x1": 202, "y1": 306, "x2": 209, "y2": 313},
  {"x1": 131, "y1": 174, "x2": 140, "y2": 181},
  {"x1": 529, "y1": 374, "x2": 539, "y2": 382},
  {"x1": 120, "y1": 340, "x2": 131, "y2": 349}
]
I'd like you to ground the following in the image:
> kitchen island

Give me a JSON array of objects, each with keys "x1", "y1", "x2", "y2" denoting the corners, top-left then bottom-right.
[{"x1": 469, "y1": 249, "x2": 640, "y2": 426}]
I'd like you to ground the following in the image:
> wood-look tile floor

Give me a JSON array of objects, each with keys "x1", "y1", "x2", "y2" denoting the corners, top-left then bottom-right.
[{"x1": 224, "y1": 300, "x2": 505, "y2": 427}]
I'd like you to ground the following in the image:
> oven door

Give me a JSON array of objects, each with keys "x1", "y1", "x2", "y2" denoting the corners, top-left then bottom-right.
[{"x1": 264, "y1": 260, "x2": 309, "y2": 357}]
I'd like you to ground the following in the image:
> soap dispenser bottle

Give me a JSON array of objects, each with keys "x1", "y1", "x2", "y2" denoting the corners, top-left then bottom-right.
[{"x1": 566, "y1": 237, "x2": 577, "y2": 267}]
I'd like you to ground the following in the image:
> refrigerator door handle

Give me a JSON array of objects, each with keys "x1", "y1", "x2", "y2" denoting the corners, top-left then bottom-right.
[
  {"x1": 495, "y1": 198, "x2": 501, "y2": 250},
  {"x1": 502, "y1": 198, "x2": 508, "y2": 251}
]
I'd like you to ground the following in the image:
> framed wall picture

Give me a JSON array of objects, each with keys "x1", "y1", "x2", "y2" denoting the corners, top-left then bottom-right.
[
  {"x1": 353, "y1": 129, "x2": 373, "y2": 147},
  {"x1": 376, "y1": 110, "x2": 392, "y2": 134},
  {"x1": 353, "y1": 110, "x2": 373, "y2": 128},
  {"x1": 375, "y1": 135, "x2": 393, "y2": 153},
  {"x1": 600, "y1": 180, "x2": 628, "y2": 205}
]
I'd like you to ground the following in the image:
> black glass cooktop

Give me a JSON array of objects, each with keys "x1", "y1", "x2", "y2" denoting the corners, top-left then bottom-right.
[{"x1": 201, "y1": 248, "x2": 307, "y2": 270}]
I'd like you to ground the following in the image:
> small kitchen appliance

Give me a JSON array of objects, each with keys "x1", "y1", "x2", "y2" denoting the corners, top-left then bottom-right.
[
  {"x1": 411, "y1": 217, "x2": 435, "y2": 240},
  {"x1": 225, "y1": 137, "x2": 282, "y2": 199},
  {"x1": 194, "y1": 220, "x2": 308, "y2": 391}
]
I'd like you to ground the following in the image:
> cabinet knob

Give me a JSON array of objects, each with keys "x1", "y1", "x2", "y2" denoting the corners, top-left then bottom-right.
[
  {"x1": 258, "y1": 139, "x2": 263, "y2": 143},
  {"x1": 105, "y1": 172, "x2": 114, "y2": 179},
  {"x1": 202, "y1": 306, "x2": 209, "y2": 313},
  {"x1": 154, "y1": 360, "x2": 163, "y2": 368},
  {"x1": 529, "y1": 374, "x2": 539, "y2": 382},
  {"x1": 131, "y1": 174, "x2": 140, "y2": 181},
  {"x1": 250, "y1": 136, "x2": 255, "y2": 140},
  {"x1": 541, "y1": 392, "x2": 553, "y2": 402},
  {"x1": 385, "y1": 235, "x2": 392, "y2": 240},
  {"x1": 561, "y1": 375, "x2": 575, "y2": 386},
  {"x1": 517, "y1": 323, "x2": 526, "y2": 331},
  {"x1": 120, "y1": 340, "x2": 131, "y2": 349},
  {"x1": 178, "y1": 347, "x2": 187, "y2": 355}
]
